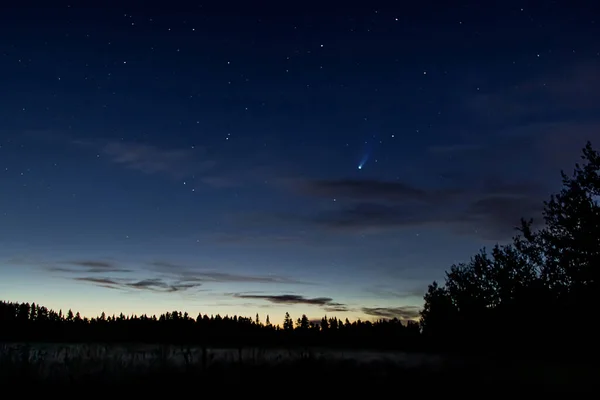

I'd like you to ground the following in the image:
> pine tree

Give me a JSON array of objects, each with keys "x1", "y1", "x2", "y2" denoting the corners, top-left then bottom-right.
[{"x1": 283, "y1": 312, "x2": 294, "y2": 330}]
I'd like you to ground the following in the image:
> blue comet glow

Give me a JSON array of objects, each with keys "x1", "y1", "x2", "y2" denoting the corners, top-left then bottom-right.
[{"x1": 358, "y1": 153, "x2": 369, "y2": 170}]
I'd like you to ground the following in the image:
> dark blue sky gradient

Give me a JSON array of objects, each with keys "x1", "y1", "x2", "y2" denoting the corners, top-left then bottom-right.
[{"x1": 1, "y1": 1, "x2": 599, "y2": 322}]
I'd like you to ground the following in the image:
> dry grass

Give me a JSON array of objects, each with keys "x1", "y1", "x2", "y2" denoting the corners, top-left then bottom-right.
[{"x1": 0, "y1": 343, "x2": 595, "y2": 392}]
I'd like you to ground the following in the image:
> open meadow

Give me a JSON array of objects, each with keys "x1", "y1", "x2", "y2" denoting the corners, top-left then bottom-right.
[{"x1": 1, "y1": 342, "x2": 597, "y2": 392}]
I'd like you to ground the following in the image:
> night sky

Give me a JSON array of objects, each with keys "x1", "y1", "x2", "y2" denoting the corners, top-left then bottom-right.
[{"x1": 1, "y1": 1, "x2": 599, "y2": 323}]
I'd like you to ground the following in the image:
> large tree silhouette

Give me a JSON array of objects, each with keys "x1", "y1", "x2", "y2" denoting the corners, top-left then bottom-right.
[{"x1": 421, "y1": 141, "x2": 600, "y2": 357}]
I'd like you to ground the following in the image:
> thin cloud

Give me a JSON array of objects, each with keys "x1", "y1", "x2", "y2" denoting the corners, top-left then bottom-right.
[
  {"x1": 294, "y1": 179, "x2": 429, "y2": 202},
  {"x1": 464, "y1": 61, "x2": 600, "y2": 125},
  {"x1": 73, "y1": 276, "x2": 202, "y2": 293},
  {"x1": 125, "y1": 278, "x2": 201, "y2": 293},
  {"x1": 71, "y1": 139, "x2": 237, "y2": 185},
  {"x1": 102, "y1": 141, "x2": 212, "y2": 179},
  {"x1": 232, "y1": 293, "x2": 349, "y2": 312},
  {"x1": 294, "y1": 178, "x2": 545, "y2": 241},
  {"x1": 427, "y1": 143, "x2": 483, "y2": 155},
  {"x1": 361, "y1": 306, "x2": 421, "y2": 320},
  {"x1": 198, "y1": 176, "x2": 242, "y2": 188},
  {"x1": 149, "y1": 261, "x2": 312, "y2": 285},
  {"x1": 53, "y1": 260, "x2": 314, "y2": 296},
  {"x1": 50, "y1": 260, "x2": 132, "y2": 274},
  {"x1": 73, "y1": 277, "x2": 123, "y2": 290},
  {"x1": 74, "y1": 277, "x2": 120, "y2": 286},
  {"x1": 84, "y1": 139, "x2": 280, "y2": 189},
  {"x1": 364, "y1": 286, "x2": 426, "y2": 300},
  {"x1": 430, "y1": 60, "x2": 600, "y2": 194},
  {"x1": 127, "y1": 279, "x2": 171, "y2": 290},
  {"x1": 150, "y1": 261, "x2": 186, "y2": 271},
  {"x1": 213, "y1": 232, "x2": 310, "y2": 246},
  {"x1": 49, "y1": 258, "x2": 309, "y2": 294},
  {"x1": 234, "y1": 294, "x2": 332, "y2": 305},
  {"x1": 65, "y1": 260, "x2": 114, "y2": 268},
  {"x1": 323, "y1": 303, "x2": 351, "y2": 313}
]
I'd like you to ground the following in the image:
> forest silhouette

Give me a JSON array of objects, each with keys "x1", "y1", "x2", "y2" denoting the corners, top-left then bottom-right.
[
  {"x1": 0, "y1": 302, "x2": 420, "y2": 350},
  {"x1": 3, "y1": 141, "x2": 600, "y2": 363}
]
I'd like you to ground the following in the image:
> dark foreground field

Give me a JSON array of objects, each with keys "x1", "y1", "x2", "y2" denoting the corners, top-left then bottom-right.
[{"x1": 1, "y1": 343, "x2": 598, "y2": 393}]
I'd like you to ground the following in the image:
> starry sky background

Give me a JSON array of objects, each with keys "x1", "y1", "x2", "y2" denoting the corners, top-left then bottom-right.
[{"x1": 1, "y1": 1, "x2": 599, "y2": 323}]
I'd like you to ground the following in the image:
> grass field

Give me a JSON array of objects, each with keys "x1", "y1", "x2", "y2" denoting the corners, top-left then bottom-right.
[{"x1": 1, "y1": 343, "x2": 596, "y2": 392}]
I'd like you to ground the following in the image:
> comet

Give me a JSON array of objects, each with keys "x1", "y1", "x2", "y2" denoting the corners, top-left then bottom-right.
[{"x1": 358, "y1": 153, "x2": 369, "y2": 170}]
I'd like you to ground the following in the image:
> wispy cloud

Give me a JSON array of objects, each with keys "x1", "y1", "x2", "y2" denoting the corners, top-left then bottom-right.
[
  {"x1": 71, "y1": 138, "x2": 283, "y2": 190},
  {"x1": 293, "y1": 179, "x2": 431, "y2": 203},
  {"x1": 212, "y1": 232, "x2": 311, "y2": 246},
  {"x1": 47, "y1": 258, "x2": 309, "y2": 294},
  {"x1": 290, "y1": 178, "x2": 545, "y2": 241},
  {"x1": 74, "y1": 277, "x2": 120, "y2": 286},
  {"x1": 364, "y1": 285, "x2": 426, "y2": 300},
  {"x1": 197, "y1": 176, "x2": 242, "y2": 188},
  {"x1": 361, "y1": 306, "x2": 421, "y2": 320},
  {"x1": 450, "y1": 61, "x2": 600, "y2": 171},
  {"x1": 74, "y1": 276, "x2": 202, "y2": 293},
  {"x1": 418, "y1": 61, "x2": 599, "y2": 178},
  {"x1": 232, "y1": 293, "x2": 350, "y2": 312},
  {"x1": 125, "y1": 278, "x2": 201, "y2": 292},
  {"x1": 323, "y1": 303, "x2": 351, "y2": 313},
  {"x1": 101, "y1": 141, "x2": 215, "y2": 179},
  {"x1": 49, "y1": 260, "x2": 132, "y2": 274},
  {"x1": 149, "y1": 261, "x2": 312, "y2": 285},
  {"x1": 427, "y1": 143, "x2": 484, "y2": 155},
  {"x1": 417, "y1": 61, "x2": 600, "y2": 208},
  {"x1": 464, "y1": 61, "x2": 600, "y2": 125},
  {"x1": 66, "y1": 260, "x2": 113, "y2": 268},
  {"x1": 196, "y1": 163, "x2": 285, "y2": 189},
  {"x1": 73, "y1": 277, "x2": 123, "y2": 290}
]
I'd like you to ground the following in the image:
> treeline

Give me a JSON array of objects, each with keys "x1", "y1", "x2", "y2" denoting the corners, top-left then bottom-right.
[
  {"x1": 0, "y1": 301, "x2": 421, "y2": 350},
  {"x1": 420, "y1": 141, "x2": 600, "y2": 360}
]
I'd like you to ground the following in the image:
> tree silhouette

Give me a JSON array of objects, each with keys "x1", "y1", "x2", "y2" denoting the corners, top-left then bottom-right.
[
  {"x1": 321, "y1": 316, "x2": 329, "y2": 331},
  {"x1": 421, "y1": 141, "x2": 600, "y2": 358},
  {"x1": 420, "y1": 281, "x2": 457, "y2": 343},
  {"x1": 283, "y1": 312, "x2": 294, "y2": 331},
  {"x1": 296, "y1": 314, "x2": 309, "y2": 330}
]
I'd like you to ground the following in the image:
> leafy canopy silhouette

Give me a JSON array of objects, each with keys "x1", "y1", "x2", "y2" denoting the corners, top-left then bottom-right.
[{"x1": 421, "y1": 141, "x2": 600, "y2": 357}]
